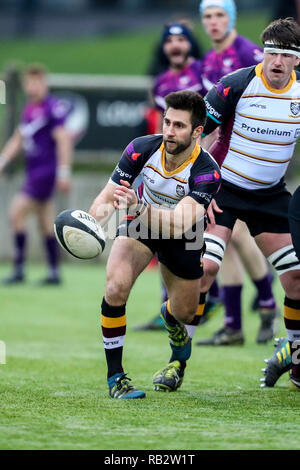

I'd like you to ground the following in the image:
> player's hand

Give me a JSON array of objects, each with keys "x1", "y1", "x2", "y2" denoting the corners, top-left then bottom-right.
[
  {"x1": 207, "y1": 199, "x2": 223, "y2": 225},
  {"x1": 57, "y1": 177, "x2": 71, "y2": 193},
  {"x1": 114, "y1": 179, "x2": 138, "y2": 210}
]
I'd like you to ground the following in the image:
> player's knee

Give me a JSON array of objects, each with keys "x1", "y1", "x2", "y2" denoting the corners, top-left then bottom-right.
[
  {"x1": 105, "y1": 277, "x2": 130, "y2": 305},
  {"x1": 175, "y1": 304, "x2": 198, "y2": 324},
  {"x1": 203, "y1": 234, "x2": 226, "y2": 271},
  {"x1": 280, "y1": 270, "x2": 300, "y2": 298}
]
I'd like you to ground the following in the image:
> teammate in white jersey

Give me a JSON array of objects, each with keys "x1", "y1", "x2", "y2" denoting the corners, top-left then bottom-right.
[
  {"x1": 88, "y1": 91, "x2": 221, "y2": 398},
  {"x1": 199, "y1": 17, "x2": 300, "y2": 391}
]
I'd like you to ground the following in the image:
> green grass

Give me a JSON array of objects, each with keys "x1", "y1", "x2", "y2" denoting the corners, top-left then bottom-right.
[
  {"x1": 0, "y1": 261, "x2": 299, "y2": 450},
  {"x1": 0, "y1": 12, "x2": 269, "y2": 75}
]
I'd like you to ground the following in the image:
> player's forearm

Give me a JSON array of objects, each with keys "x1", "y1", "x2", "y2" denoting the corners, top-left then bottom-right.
[
  {"x1": 56, "y1": 134, "x2": 73, "y2": 176},
  {"x1": 141, "y1": 201, "x2": 205, "y2": 238},
  {"x1": 0, "y1": 132, "x2": 22, "y2": 169},
  {"x1": 89, "y1": 184, "x2": 116, "y2": 227}
]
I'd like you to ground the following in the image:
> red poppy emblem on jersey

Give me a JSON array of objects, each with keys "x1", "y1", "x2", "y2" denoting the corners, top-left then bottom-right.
[
  {"x1": 223, "y1": 87, "x2": 231, "y2": 97},
  {"x1": 132, "y1": 152, "x2": 141, "y2": 161},
  {"x1": 214, "y1": 170, "x2": 220, "y2": 180}
]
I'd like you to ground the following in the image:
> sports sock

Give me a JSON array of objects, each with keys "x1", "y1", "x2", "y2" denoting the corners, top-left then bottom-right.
[
  {"x1": 208, "y1": 279, "x2": 219, "y2": 302},
  {"x1": 253, "y1": 274, "x2": 276, "y2": 310},
  {"x1": 165, "y1": 301, "x2": 190, "y2": 371},
  {"x1": 185, "y1": 292, "x2": 207, "y2": 338},
  {"x1": 13, "y1": 232, "x2": 27, "y2": 276},
  {"x1": 223, "y1": 285, "x2": 242, "y2": 331},
  {"x1": 44, "y1": 236, "x2": 59, "y2": 279},
  {"x1": 165, "y1": 300, "x2": 180, "y2": 326},
  {"x1": 162, "y1": 283, "x2": 168, "y2": 303},
  {"x1": 284, "y1": 296, "x2": 300, "y2": 380},
  {"x1": 101, "y1": 297, "x2": 126, "y2": 378}
]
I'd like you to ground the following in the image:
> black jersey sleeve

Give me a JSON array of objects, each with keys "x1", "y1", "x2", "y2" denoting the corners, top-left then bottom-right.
[
  {"x1": 110, "y1": 134, "x2": 163, "y2": 186},
  {"x1": 187, "y1": 149, "x2": 221, "y2": 209},
  {"x1": 203, "y1": 65, "x2": 256, "y2": 136}
]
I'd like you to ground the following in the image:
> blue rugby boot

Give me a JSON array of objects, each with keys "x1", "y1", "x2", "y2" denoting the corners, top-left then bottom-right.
[
  {"x1": 260, "y1": 337, "x2": 292, "y2": 387},
  {"x1": 160, "y1": 302, "x2": 191, "y2": 362},
  {"x1": 108, "y1": 373, "x2": 146, "y2": 399}
]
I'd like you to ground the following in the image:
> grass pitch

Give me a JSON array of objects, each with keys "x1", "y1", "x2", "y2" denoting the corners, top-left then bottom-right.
[{"x1": 0, "y1": 261, "x2": 299, "y2": 450}]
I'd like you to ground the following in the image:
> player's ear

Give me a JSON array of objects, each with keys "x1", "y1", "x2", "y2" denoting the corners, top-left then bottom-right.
[{"x1": 193, "y1": 125, "x2": 203, "y2": 139}]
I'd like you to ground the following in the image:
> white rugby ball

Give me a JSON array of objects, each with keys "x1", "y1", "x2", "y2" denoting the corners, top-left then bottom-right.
[{"x1": 54, "y1": 209, "x2": 105, "y2": 259}]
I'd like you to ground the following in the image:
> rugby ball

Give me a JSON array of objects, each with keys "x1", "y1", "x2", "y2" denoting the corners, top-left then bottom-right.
[{"x1": 54, "y1": 209, "x2": 105, "y2": 259}]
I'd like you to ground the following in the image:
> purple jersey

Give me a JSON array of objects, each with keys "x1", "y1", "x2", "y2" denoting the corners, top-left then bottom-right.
[
  {"x1": 152, "y1": 59, "x2": 205, "y2": 112},
  {"x1": 201, "y1": 35, "x2": 263, "y2": 94},
  {"x1": 19, "y1": 95, "x2": 68, "y2": 200}
]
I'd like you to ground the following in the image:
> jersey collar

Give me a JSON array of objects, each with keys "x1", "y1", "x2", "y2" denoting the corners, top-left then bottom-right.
[
  {"x1": 255, "y1": 62, "x2": 296, "y2": 94},
  {"x1": 160, "y1": 142, "x2": 201, "y2": 176}
]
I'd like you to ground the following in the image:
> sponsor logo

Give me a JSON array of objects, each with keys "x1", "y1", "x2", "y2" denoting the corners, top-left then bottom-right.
[
  {"x1": 131, "y1": 152, "x2": 141, "y2": 161},
  {"x1": 115, "y1": 165, "x2": 133, "y2": 179},
  {"x1": 194, "y1": 172, "x2": 220, "y2": 184},
  {"x1": 223, "y1": 58, "x2": 233, "y2": 68},
  {"x1": 289, "y1": 102, "x2": 300, "y2": 118},
  {"x1": 142, "y1": 172, "x2": 155, "y2": 184},
  {"x1": 176, "y1": 184, "x2": 185, "y2": 197},
  {"x1": 250, "y1": 103, "x2": 266, "y2": 110},
  {"x1": 104, "y1": 340, "x2": 120, "y2": 346},
  {"x1": 241, "y1": 123, "x2": 292, "y2": 137},
  {"x1": 294, "y1": 128, "x2": 300, "y2": 138},
  {"x1": 214, "y1": 170, "x2": 220, "y2": 180},
  {"x1": 77, "y1": 211, "x2": 96, "y2": 224},
  {"x1": 205, "y1": 101, "x2": 221, "y2": 119},
  {"x1": 191, "y1": 191, "x2": 212, "y2": 204},
  {"x1": 216, "y1": 82, "x2": 231, "y2": 99}
]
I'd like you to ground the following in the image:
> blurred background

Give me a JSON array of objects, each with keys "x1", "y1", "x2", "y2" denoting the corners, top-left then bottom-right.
[{"x1": 0, "y1": 0, "x2": 299, "y2": 262}]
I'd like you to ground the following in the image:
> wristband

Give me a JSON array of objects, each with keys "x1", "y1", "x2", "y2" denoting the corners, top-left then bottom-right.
[
  {"x1": 128, "y1": 196, "x2": 148, "y2": 218},
  {"x1": 57, "y1": 165, "x2": 71, "y2": 179}
]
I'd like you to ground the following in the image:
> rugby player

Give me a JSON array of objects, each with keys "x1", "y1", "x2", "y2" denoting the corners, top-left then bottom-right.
[
  {"x1": 134, "y1": 22, "x2": 221, "y2": 332},
  {"x1": 0, "y1": 65, "x2": 72, "y2": 285},
  {"x1": 196, "y1": 0, "x2": 279, "y2": 346},
  {"x1": 261, "y1": 182, "x2": 300, "y2": 387},
  {"x1": 199, "y1": 17, "x2": 300, "y2": 390},
  {"x1": 89, "y1": 91, "x2": 221, "y2": 398}
]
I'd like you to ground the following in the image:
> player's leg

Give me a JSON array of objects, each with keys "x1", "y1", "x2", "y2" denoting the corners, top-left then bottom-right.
[
  {"x1": 3, "y1": 192, "x2": 36, "y2": 284},
  {"x1": 103, "y1": 236, "x2": 154, "y2": 398},
  {"x1": 36, "y1": 199, "x2": 61, "y2": 284},
  {"x1": 196, "y1": 224, "x2": 235, "y2": 345},
  {"x1": 256, "y1": 232, "x2": 300, "y2": 390},
  {"x1": 231, "y1": 220, "x2": 278, "y2": 343},
  {"x1": 153, "y1": 263, "x2": 201, "y2": 392}
]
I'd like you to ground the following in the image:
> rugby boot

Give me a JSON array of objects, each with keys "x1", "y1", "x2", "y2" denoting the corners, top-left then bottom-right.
[
  {"x1": 2, "y1": 272, "x2": 25, "y2": 285},
  {"x1": 289, "y1": 375, "x2": 300, "y2": 391},
  {"x1": 196, "y1": 326, "x2": 244, "y2": 346},
  {"x1": 260, "y1": 337, "x2": 292, "y2": 387},
  {"x1": 256, "y1": 307, "x2": 280, "y2": 344},
  {"x1": 153, "y1": 360, "x2": 184, "y2": 392},
  {"x1": 108, "y1": 373, "x2": 146, "y2": 399}
]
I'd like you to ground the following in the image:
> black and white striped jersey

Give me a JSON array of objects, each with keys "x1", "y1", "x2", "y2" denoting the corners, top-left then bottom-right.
[
  {"x1": 110, "y1": 134, "x2": 221, "y2": 210},
  {"x1": 204, "y1": 63, "x2": 300, "y2": 190}
]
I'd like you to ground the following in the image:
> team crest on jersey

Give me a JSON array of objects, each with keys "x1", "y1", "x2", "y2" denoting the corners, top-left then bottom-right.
[
  {"x1": 290, "y1": 102, "x2": 300, "y2": 117},
  {"x1": 176, "y1": 184, "x2": 185, "y2": 197}
]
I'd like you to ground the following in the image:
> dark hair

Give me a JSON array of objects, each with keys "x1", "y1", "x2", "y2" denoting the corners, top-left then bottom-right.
[
  {"x1": 23, "y1": 63, "x2": 48, "y2": 78},
  {"x1": 165, "y1": 90, "x2": 207, "y2": 129},
  {"x1": 261, "y1": 17, "x2": 300, "y2": 48}
]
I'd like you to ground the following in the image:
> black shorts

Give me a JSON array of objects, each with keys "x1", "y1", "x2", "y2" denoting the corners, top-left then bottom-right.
[
  {"x1": 289, "y1": 185, "x2": 300, "y2": 262},
  {"x1": 214, "y1": 179, "x2": 291, "y2": 237},
  {"x1": 116, "y1": 218, "x2": 205, "y2": 280}
]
